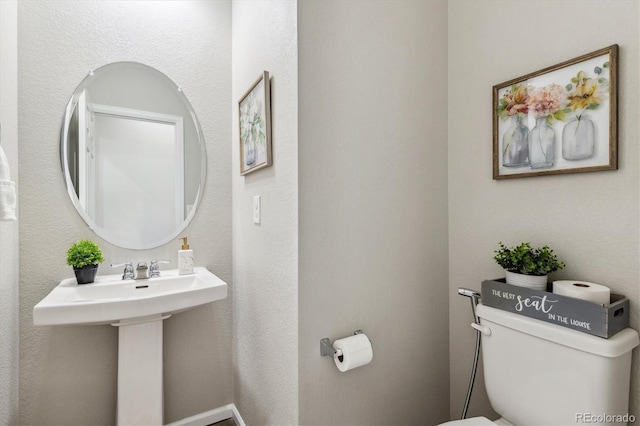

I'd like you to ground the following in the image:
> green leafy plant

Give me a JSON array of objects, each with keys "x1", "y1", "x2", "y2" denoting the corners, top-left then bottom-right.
[
  {"x1": 493, "y1": 241, "x2": 565, "y2": 276},
  {"x1": 66, "y1": 239, "x2": 105, "y2": 268}
]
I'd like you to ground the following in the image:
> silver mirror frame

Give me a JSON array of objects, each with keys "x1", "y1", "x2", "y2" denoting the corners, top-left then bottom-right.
[{"x1": 60, "y1": 62, "x2": 207, "y2": 250}]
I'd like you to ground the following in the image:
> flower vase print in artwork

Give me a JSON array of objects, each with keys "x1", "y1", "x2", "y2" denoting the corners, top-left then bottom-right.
[
  {"x1": 497, "y1": 84, "x2": 530, "y2": 167},
  {"x1": 239, "y1": 71, "x2": 272, "y2": 175},
  {"x1": 562, "y1": 62, "x2": 610, "y2": 161},
  {"x1": 493, "y1": 45, "x2": 617, "y2": 179},
  {"x1": 526, "y1": 84, "x2": 569, "y2": 169}
]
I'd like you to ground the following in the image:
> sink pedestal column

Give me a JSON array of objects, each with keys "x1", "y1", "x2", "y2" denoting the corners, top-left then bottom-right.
[{"x1": 113, "y1": 316, "x2": 168, "y2": 425}]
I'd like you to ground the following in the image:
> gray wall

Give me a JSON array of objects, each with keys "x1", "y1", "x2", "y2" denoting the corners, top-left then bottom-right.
[
  {"x1": 298, "y1": 1, "x2": 450, "y2": 424},
  {"x1": 0, "y1": 1, "x2": 19, "y2": 424},
  {"x1": 231, "y1": 1, "x2": 299, "y2": 424},
  {"x1": 448, "y1": 0, "x2": 640, "y2": 420},
  {"x1": 18, "y1": 2, "x2": 232, "y2": 424}
]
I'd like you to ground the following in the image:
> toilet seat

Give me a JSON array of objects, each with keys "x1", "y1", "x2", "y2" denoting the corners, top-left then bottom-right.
[
  {"x1": 440, "y1": 416, "x2": 497, "y2": 425},
  {"x1": 440, "y1": 416, "x2": 515, "y2": 425}
]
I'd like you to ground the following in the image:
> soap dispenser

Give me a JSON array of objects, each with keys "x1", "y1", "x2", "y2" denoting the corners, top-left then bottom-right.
[{"x1": 178, "y1": 237, "x2": 194, "y2": 275}]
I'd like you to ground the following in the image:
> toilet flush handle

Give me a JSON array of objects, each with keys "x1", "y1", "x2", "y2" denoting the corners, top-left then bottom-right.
[{"x1": 471, "y1": 322, "x2": 491, "y2": 336}]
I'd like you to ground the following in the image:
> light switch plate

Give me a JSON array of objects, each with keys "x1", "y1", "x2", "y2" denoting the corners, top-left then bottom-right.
[{"x1": 253, "y1": 195, "x2": 261, "y2": 224}]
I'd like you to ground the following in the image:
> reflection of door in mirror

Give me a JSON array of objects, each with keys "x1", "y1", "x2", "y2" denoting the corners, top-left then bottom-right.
[
  {"x1": 77, "y1": 92, "x2": 96, "y2": 218},
  {"x1": 86, "y1": 104, "x2": 184, "y2": 248},
  {"x1": 68, "y1": 91, "x2": 97, "y2": 219}
]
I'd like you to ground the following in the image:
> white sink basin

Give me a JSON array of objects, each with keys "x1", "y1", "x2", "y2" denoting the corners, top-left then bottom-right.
[{"x1": 33, "y1": 266, "x2": 227, "y2": 326}]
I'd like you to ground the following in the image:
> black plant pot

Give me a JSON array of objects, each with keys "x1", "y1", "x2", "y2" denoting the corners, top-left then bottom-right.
[{"x1": 73, "y1": 264, "x2": 99, "y2": 284}]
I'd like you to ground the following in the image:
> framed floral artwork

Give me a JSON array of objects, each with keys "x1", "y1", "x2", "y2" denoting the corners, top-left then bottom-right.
[
  {"x1": 493, "y1": 45, "x2": 618, "y2": 179},
  {"x1": 239, "y1": 71, "x2": 272, "y2": 175}
]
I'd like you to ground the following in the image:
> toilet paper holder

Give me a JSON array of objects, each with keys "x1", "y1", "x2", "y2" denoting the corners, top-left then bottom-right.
[{"x1": 320, "y1": 329, "x2": 365, "y2": 357}]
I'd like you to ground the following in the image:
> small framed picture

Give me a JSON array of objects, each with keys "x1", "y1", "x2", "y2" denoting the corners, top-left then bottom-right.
[
  {"x1": 239, "y1": 71, "x2": 272, "y2": 175},
  {"x1": 493, "y1": 45, "x2": 618, "y2": 179}
]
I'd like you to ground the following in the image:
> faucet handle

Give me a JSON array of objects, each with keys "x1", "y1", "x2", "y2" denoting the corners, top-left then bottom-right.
[
  {"x1": 111, "y1": 262, "x2": 134, "y2": 280},
  {"x1": 149, "y1": 260, "x2": 170, "y2": 278}
]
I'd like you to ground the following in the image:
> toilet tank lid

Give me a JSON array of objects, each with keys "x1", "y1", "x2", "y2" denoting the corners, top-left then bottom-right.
[{"x1": 477, "y1": 303, "x2": 639, "y2": 358}]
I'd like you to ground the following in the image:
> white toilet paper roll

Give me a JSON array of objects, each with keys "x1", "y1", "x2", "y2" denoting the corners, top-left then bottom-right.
[
  {"x1": 552, "y1": 280, "x2": 611, "y2": 306},
  {"x1": 333, "y1": 333, "x2": 373, "y2": 372}
]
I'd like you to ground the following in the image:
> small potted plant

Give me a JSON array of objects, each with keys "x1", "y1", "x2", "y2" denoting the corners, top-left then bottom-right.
[
  {"x1": 493, "y1": 241, "x2": 565, "y2": 290},
  {"x1": 66, "y1": 239, "x2": 105, "y2": 284}
]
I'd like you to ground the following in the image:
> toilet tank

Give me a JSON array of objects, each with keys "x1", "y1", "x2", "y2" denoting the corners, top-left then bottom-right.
[{"x1": 477, "y1": 303, "x2": 639, "y2": 426}]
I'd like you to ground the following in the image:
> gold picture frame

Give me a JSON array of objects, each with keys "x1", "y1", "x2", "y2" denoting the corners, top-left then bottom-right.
[
  {"x1": 493, "y1": 45, "x2": 618, "y2": 179},
  {"x1": 239, "y1": 71, "x2": 272, "y2": 175}
]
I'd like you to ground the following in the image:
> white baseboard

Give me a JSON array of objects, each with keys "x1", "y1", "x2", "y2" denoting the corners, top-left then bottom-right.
[
  {"x1": 230, "y1": 404, "x2": 246, "y2": 426},
  {"x1": 167, "y1": 403, "x2": 245, "y2": 426}
]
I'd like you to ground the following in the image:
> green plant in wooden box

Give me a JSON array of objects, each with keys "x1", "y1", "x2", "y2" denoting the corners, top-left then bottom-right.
[{"x1": 493, "y1": 241, "x2": 565, "y2": 290}]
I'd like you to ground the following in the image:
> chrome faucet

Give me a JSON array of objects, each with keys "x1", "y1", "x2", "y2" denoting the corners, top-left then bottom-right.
[
  {"x1": 111, "y1": 262, "x2": 134, "y2": 280},
  {"x1": 111, "y1": 260, "x2": 170, "y2": 280},
  {"x1": 134, "y1": 262, "x2": 150, "y2": 280},
  {"x1": 149, "y1": 260, "x2": 170, "y2": 278}
]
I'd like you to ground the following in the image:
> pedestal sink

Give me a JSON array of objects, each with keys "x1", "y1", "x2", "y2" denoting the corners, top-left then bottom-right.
[{"x1": 33, "y1": 267, "x2": 227, "y2": 425}]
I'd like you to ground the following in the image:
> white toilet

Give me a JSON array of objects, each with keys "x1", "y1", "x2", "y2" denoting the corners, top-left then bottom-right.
[{"x1": 444, "y1": 303, "x2": 639, "y2": 426}]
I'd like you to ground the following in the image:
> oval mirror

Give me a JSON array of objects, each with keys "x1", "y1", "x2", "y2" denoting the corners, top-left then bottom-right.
[{"x1": 60, "y1": 62, "x2": 206, "y2": 249}]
